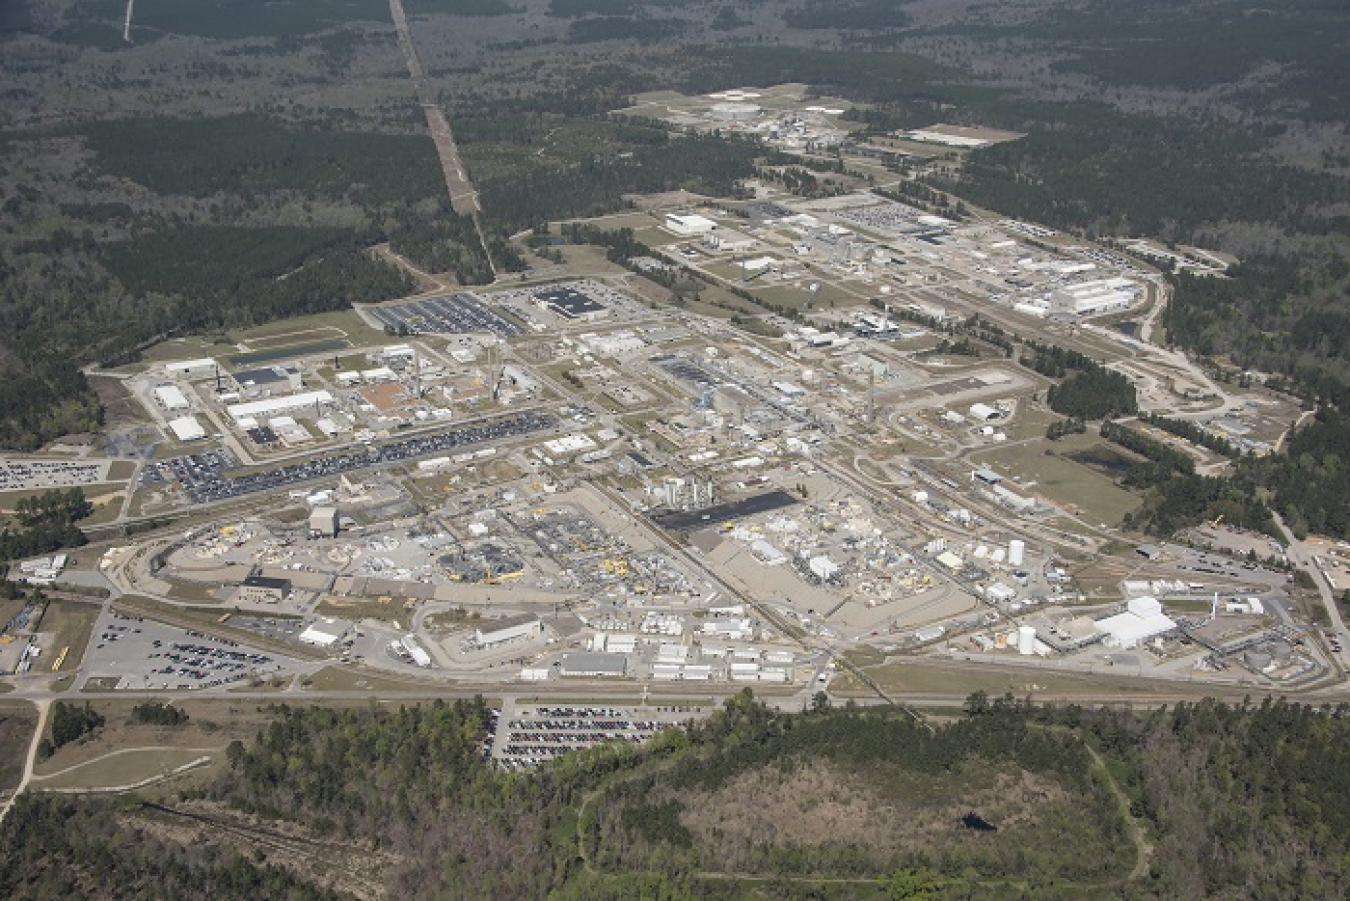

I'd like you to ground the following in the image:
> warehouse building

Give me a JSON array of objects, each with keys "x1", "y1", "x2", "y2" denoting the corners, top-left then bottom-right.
[
  {"x1": 535, "y1": 286, "x2": 609, "y2": 321},
  {"x1": 167, "y1": 415, "x2": 206, "y2": 442},
  {"x1": 165, "y1": 358, "x2": 218, "y2": 378},
  {"x1": 154, "y1": 385, "x2": 190, "y2": 412},
  {"x1": 558, "y1": 652, "x2": 628, "y2": 678},
  {"x1": 665, "y1": 213, "x2": 717, "y2": 236},
  {"x1": 227, "y1": 390, "x2": 333, "y2": 423},
  {"x1": 474, "y1": 614, "x2": 542, "y2": 648},
  {"x1": 298, "y1": 617, "x2": 349, "y2": 648}
]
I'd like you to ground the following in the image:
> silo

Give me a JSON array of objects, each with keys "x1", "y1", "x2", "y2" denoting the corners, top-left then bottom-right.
[
  {"x1": 1008, "y1": 539, "x2": 1026, "y2": 567},
  {"x1": 1017, "y1": 625, "x2": 1037, "y2": 656}
]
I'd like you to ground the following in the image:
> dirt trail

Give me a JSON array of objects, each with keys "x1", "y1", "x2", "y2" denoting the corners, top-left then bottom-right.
[{"x1": 388, "y1": 0, "x2": 496, "y2": 277}]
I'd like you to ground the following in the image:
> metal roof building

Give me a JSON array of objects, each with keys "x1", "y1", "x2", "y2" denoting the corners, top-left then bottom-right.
[
  {"x1": 227, "y1": 390, "x2": 333, "y2": 422},
  {"x1": 558, "y1": 652, "x2": 628, "y2": 678},
  {"x1": 155, "y1": 385, "x2": 190, "y2": 412},
  {"x1": 167, "y1": 415, "x2": 206, "y2": 442}
]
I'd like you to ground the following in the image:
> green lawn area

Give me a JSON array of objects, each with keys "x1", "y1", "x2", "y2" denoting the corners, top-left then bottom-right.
[{"x1": 971, "y1": 433, "x2": 1143, "y2": 527}]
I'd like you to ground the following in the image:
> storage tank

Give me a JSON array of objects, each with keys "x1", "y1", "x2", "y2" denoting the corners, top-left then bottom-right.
[
  {"x1": 1008, "y1": 539, "x2": 1026, "y2": 567},
  {"x1": 1017, "y1": 625, "x2": 1037, "y2": 656}
]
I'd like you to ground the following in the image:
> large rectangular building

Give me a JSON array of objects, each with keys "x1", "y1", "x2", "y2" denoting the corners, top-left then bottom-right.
[
  {"x1": 558, "y1": 652, "x2": 628, "y2": 678},
  {"x1": 227, "y1": 390, "x2": 333, "y2": 423},
  {"x1": 665, "y1": 213, "x2": 717, "y2": 236},
  {"x1": 233, "y1": 364, "x2": 303, "y2": 397},
  {"x1": 167, "y1": 415, "x2": 206, "y2": 442},
  {"x1": 475, "y1": 614, "x2": 541, "y2": 648},
  {"x1": 535, "y1": 286, "x2": 609, "y2": 321},
  {"x1": 1050, "y1": 277, "x2": 1138, "y2": 315},
  {"x1": 155, "y1": 385, "x2": 190, "y2": 412}
]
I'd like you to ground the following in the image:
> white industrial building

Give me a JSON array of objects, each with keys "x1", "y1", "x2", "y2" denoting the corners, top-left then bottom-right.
[
  {"x1": 665, "y1": 213, "x2": 717, "y2": 236},
  {"x1": 155, "y1": 385, "x2": 190, "y2": 412},
  {"x1": 167, "y1": 415, "x2": 206, "y2": 442},
  {"x1": 1094, "y1": 596, "x2": 1177, "y2": 649},
  {"x1": 164, "y1": 358, "x2": 217, "y2": 378},
  {"x1": 227, "y1": 390, "x2": 333, "y2": 423},
  {"x1": 299, "y1": 618, "x2": 349, "y2": 648},
  {"x1": 475, "y1": 614, "x2": 541, "y2": 648},
  {"x1": 1050, "y1": 277, "x2": 1138, "y2": 315}
]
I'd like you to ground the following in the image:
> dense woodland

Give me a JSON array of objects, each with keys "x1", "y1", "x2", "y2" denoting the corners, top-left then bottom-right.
[
  {"x1": 5, "y1": 694, "x2": 1350, "y2": 897},
  {"x1": 1045, "y1": 368, "x2": 1137, "y2": 420},
  {"x1": 0, "y1": 488, "x2": 90, "y2": 562}
]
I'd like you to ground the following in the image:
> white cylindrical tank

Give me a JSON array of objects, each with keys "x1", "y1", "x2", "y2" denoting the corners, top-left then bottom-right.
[
  {"x1": 1009, "y1": 539, "x2": 1026, "y2": 567},
  {"x1": 1017, "y1": 625, "x2": 1037, "y2": 656}
]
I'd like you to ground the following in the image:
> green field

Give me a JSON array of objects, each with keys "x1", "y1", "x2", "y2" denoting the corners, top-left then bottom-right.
[{"x1": 972, "y1": 432, "x2": 1143, "y2": 527}]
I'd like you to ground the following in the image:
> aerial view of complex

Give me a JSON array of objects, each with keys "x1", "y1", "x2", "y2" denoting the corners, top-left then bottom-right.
[{"x1": 0, "y1": 0, "x2": 1347, "y2": 897}]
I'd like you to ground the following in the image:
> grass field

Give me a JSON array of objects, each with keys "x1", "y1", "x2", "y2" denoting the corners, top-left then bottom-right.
[
  {"x1": 0, "y1": 702, "x2": 38, "y2": 791},
  {"x1": 971, "y1": 432, "x2": 1142, "y2": 527},
  {"x1": 40, "y1": 601, "x2": 101, "y2": 676},
  {"x1": 315, "y1": 596, "x2": 408, "y2": 622},
  {"x1": 833, "y1": 659, "x2": 1206, "y2": 699},
  {"x1": 304, "y1": 666, "x2": 437, "y2": 692},
  {"x1": 34, "y1": 746, "x2": 222, "y2": 791},
  {"x1": 229, "y1": 308, "x2": 386, "y2": 348},
  {"x1": 244, "y1": 325, "x2": 347, "y2": 351},
  {"x1": 31, "y1": 697, "x2": 287, "y2": 778}
]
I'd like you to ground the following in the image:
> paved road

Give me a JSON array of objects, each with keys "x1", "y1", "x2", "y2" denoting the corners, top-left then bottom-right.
[{"x1": 1274, "y1": 511, "x2": 1348, "y2": 665}]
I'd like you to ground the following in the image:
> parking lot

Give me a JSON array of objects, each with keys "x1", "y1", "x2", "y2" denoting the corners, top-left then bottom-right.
[
  {"x1": 487, "y1": 702, "x2": 708, "y2": 769},
  {"x1": 366, "y1": 293, "x2": 525, "y2": 338},
  {"x1": 155, "y1": 411, "x2": 558, "y2": 502},
  {"x1": 0, "y1": 457, "x2": 112, "y2": 490},
  {"x1": 82, "y1": 610, "x2": 296, "y2": 690}
]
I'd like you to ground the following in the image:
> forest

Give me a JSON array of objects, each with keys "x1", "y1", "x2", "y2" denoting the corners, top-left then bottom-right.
[
  {"x1": 5, "y1": 694, "x2": 1350, "y2": 898},
  {"x1": 0, "y1": 488, "x2": 91, "y2": 561},
  {"x1": 1045, "y1": 368, "x2": 1137, "y2": 420}
]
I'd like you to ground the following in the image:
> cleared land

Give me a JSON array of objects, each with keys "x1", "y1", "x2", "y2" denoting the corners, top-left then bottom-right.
[
  {"x1": 39, "y1": 601, "x2": 102, "y2": 676},
  {"x1": 0, "y1": 703, "x2": 39, "y2": 792},
  {"x1": 972, "y1": 432, "x2": 1143, "y2": 526},
  {"x1": 34, "y1": 746, "x2": 221, "y2": 791}
]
